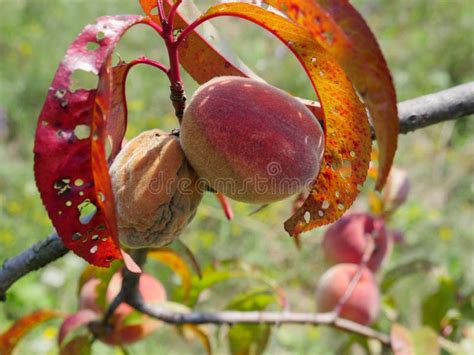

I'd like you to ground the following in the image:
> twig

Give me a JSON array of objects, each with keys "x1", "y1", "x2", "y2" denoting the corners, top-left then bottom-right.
[
  {"x1": 129, "y1": 302, "x2": 391, "y2": 345},
  {"x1": 331, "y1": 236, "x2": 375, "y2": 317},
  {"x1": 0, "y1": 84, "x2": 472, "y2": 300}
]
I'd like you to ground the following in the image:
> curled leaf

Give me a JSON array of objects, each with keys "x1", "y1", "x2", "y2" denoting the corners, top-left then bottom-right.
[
  {"x1": 34, "y1": 15, "x2": 145, "y2": 267},
  {"x1": 148, "y1": 248, "x2": 192, "y2": 303},
  {"x1": 191, "y1": 2, "x2": 371, "y2": 234},
  {"x1": 0, "y1": 310, "x2": 62, "y2": 355},
  {"x1": 265, "y1": 0, "x2": 398, "y2": 189}
]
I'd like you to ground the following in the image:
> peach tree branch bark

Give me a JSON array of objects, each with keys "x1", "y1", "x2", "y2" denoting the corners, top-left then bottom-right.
[
  {"x1": 0, "y1": 83, "x2": 473, "y2": 300},
  {"x1": 128, "y1": 300, "x2": 391, "y2": 345}
]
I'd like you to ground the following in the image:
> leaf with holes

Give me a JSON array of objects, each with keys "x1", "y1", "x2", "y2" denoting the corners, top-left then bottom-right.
[
  {"x1": 265, "y1": 0, "x2": 398, "y2": 189},
  {"x1": 139, "y1": 0, "x2": 326, "y2": 121},
  {"x1": 0, "y1": 310, "x2": 62, "y2": 355},
  {"x1": 34, "y1": 15, "x2": 145, "y2": 268},
  {"x1": 191, "y1": 3, "x2": 371, "y2": 235}
]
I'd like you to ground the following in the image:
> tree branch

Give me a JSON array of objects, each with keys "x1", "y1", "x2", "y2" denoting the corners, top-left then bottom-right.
[
  {"x1": 0, "y1": 233, "x2": 67, "y2": 301},
  {"x1": 129, "y1": 301, "x2": 391, "y2": 345},
  {"x1": 398, "y1": 82, "x2": 474, "y2": 134},
  {"x1": 0, "y1": 83, "x2": 472, "y2": 300}
]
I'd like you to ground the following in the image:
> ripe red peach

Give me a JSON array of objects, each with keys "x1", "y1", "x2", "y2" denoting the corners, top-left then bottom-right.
[
  {"x1": 322, "y1": 213, "x2": 390, "y2": 272},
  {"x1": 180, "y1": 76, "x2": 325, "y2": 204},
  {"x1": 316, "y1": 263, "x2": 380, "y2": 325}
]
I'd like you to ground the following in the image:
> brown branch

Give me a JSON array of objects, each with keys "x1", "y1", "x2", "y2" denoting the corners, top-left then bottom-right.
[
  {"x1": 128, "y1": 301, "x2": 391, "y2": 345},
  {"x1": 0, "y1": 83, "x2": 472, "y2": 300},
  {"x1": 398, "y1": 82, "x2": 474, "y2": 134},
  {"x1": 0, "y1": 233, "x2": 68, "y2": 301}
]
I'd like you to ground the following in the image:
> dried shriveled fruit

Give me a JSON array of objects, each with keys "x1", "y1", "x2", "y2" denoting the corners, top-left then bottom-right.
[
  {"x1": 110, "y1": 129, "x2": 202, "y2": 248},
  {"x1": 180, "y1": 76, "x2": 325, "y2": 204}
]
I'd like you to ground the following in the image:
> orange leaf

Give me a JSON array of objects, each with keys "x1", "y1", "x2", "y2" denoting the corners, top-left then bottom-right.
[
  {"x1": 265, "y1": 0, "x2": 398, "y2": 189},
  {"x1": 189, "y1": 3, "x2": 370, "y2": 234},
  {"x1": 0, "y1": 310, "x2": 62, "y2": 355},
  {"x1": 148, "y1": 248, "x2": 192, "y2": 303}
]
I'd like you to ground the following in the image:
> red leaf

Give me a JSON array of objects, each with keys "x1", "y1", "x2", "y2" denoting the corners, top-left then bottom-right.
[
  {"x1": 34, "y1": 16, "x2": 145, "y2": 267},
  {"x1": 265, "y1": 0, "x2": 398, "y2": 189},
  {"x1": 0, "y1": 310, "x2": 62, "y2": 355},
  {"x1": 139, "y1": 1, "x2": 325, "y2": 121},
  {"x1": 191, "y1": 3, "x2": 371, "y2": 234}
]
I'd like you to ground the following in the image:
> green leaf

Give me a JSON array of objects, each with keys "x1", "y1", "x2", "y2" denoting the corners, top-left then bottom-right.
[
  {"x1": 422, "y1": 277, "x2": 457, "y2": 330},
  {"x1": 381, "y1": 259, "x2": 432, "y2": 292},
  {"x1": 226, "y1": 289, "x2": 277, "y2": 355}
]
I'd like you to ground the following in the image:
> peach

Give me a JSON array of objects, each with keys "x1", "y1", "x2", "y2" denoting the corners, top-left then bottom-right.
[
  {"x1": 316, "y1": 263, "x2": 380, "y2": 325},
  {"x1": 110, "y1": 129, "x2": 203, "y2": 248},
  {"x1": 74, "y1": 271, "x2": 166, "y2": 345},
  {"x1": 180, "y1": 76, "x2": 325, "y2": 204},
  {"x1": 322, "y1": 213, "x2": 389, "y2": 272}
]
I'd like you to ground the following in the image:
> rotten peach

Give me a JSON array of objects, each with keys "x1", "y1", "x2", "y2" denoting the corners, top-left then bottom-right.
[
  {"x1": 180, "y1": 76, "x2": 325, "y2": 204},
  {"x1": 110, "y1": 129, "x2": 203, "y2": 248}
]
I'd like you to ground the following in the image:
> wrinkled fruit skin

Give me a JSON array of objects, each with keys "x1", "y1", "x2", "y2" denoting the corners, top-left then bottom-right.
[
  {"x1": 322, "y1": 213, "x2": 390, "y2": 272},
  {"x1": 180, "y1": 76, "x2": 325, "y2": 204},
  {"x1": 316, "y1": 263, "x2": 380, "y2": 325},
  {"x1": 110, "y1": 129, "x2": 203, "y2": 248}
]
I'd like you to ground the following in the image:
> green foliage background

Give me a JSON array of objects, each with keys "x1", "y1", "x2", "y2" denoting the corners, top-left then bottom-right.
[{"x1": 0, "y1": 0, "x2": 472, "y2": 354}]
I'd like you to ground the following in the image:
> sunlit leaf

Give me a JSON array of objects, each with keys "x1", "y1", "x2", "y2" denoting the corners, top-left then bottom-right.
[
  {"x1": 265, "y1": 0, "x2": 398, "y2": 189},
  {"x1": 148, "y1": 248, "x2": 192, "y2": 303},
  {"x1": 189, "y1": 3, "x2": 370, "y2": 235},
  {"x1": 381, "y1": 259, "x2": 432, "y2": 292},
  {"x1": 180, "y1": 325, "x2": 212, "y2": 355},
  {"x1": 226, "y1": 290, "x2": 276, "y2": 355},
  {"x1": 0, "y1": 310, "x2": 62, "y2": 355},
  {"x1": 34, "y1": 15, "x2": 145, "y2": 268}
]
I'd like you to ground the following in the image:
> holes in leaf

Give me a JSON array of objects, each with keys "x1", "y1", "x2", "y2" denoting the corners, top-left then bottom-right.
[
  {"x1": 65, "y1": 200, "x2": 73, "y2": 207},
  {"x1": 311, "y1": 57, "x2": 317, "y2": 63},
  {"x1": 74, "y1": 125, "x2": 90, "y2": 140},
  {"x1": 98, "y1": 192, "x2": 105, "y2": 202},
  {"x1": 335, "y1": 191, "x2": 340, "y2": 198},
  {"x1": 72, "y1": 232, "x2": 82, "y2": 241},
  {"x1": 54, "y1": 89, "x2": 67, "y2": 99},
  {"x1": 322, "y1": 31, "x2": 334, "y2": 45},
  {"x1": 74, "y1": 179, "x2": 84, "y2": 187},
  {"x1": 86, "y1": 41, "x2": 100, "y2": 51},
  {"x1": 70, "y1": 69, "x2": 98, "y2": 92},
  {"x1": 318, "y1": 210, "x2": 324, "y2": 217},
  {"x1": 322, "y1": 200, "x2": 330, "y2": 209},
  {"x1": 77, "y1": 199, "x2": 97, "y2": 223},
  {"x1": 337, "y1": 203, "x2": 345, "y2": 210},
  {"x1": 339, "y1": 160, "x2": 352, "y2": 179},
  {"x1": 304, "y1": 211, "x2": 310, "y2": 223},
  {"x1": 54, "y1": 179, "x2": 71, "y2": 195},
  {"x1": 96, "y1": 31, "x2": 105, "y2": 42},
  {"x1": 350, "y1": 151, "x2": 356, "y2": 158},
  {"x1": 41, "y1": 120, "x2": 48, "y2": 126},
  {"x1": 105, "y1": 256, "x2": 113, "y2": 262},
  {"x1": 90, "y1": 245, "x2": 98, "y2": 254},
  {"x1": 91, "y1": 234, "x2": 99, "y2": 241}
]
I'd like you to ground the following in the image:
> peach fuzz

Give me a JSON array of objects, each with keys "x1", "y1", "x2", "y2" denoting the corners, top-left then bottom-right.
[{"x1": 180, "y1": 76, "x2": 325, "y2": 204}]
